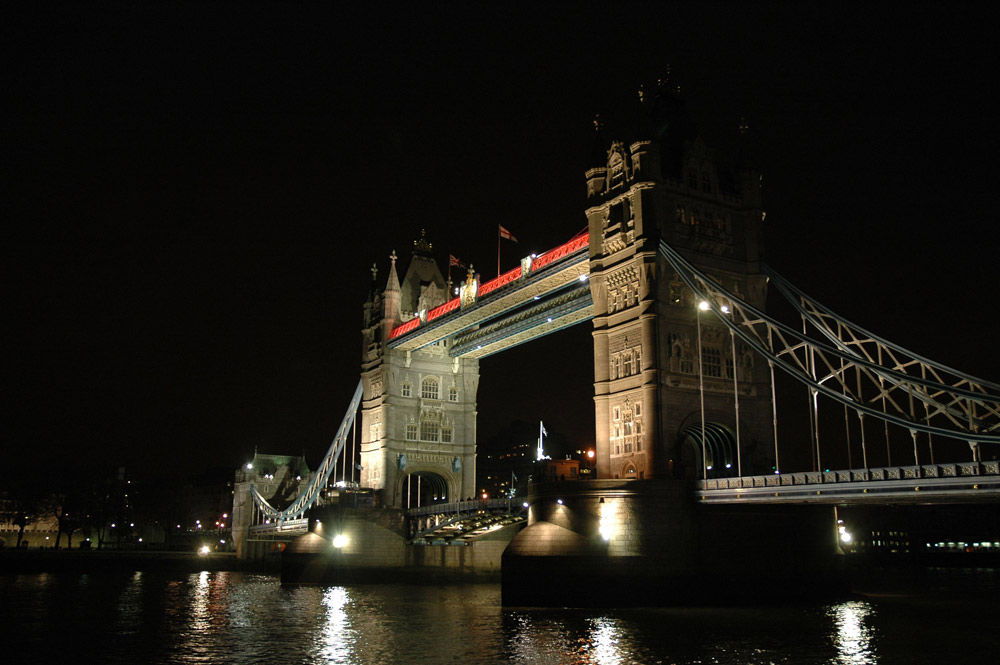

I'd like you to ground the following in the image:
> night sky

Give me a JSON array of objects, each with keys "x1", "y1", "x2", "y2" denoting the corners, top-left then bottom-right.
[{"x1": 5, "y1": 4, "x2": 998, "y2": 480}]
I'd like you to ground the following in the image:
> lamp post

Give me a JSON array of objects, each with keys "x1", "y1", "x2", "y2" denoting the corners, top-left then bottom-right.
[
  {"x1": 722, "y1": 304, "x2": 742, "y2": 477},
  {"x1": 697, "y1": 300, "x2": 709, "y2": 479}
]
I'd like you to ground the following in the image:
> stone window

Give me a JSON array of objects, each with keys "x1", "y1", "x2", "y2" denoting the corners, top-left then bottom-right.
[
  {"x1": 420, "y1": 421, "x2": 439, "y2": 442},
  {"x1": 405, "y1": 424, "x2": 417, "y2": 441},
  {"x1": 401, "y1": 382, "x2": 412, "y2": 398},
  {"x1": 670, "y1": 282, "x2": 683, "y2": 305},
  {"x1": 421, "y1": 376, "x2": 439, "y2": 400},
  {"x1": 702, "y1": 347, "x2": 722, "y2": 378},
  {"x1": 448, "y1": 386, "x2": 459, "y2": 402},
  {"x1": 441, "y1": 426, "x2": 453, "y2": 443},
  {"x1": 369, "y1": 422, "x2": 381, "y2": 442}
]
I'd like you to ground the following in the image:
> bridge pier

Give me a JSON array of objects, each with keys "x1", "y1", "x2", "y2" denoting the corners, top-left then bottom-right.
[{"x1": 501, "y1": 480, "x2": 845, "y2": 607}]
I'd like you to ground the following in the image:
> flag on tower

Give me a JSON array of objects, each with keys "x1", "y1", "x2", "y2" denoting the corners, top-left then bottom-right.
[
  {"x1": 498, "y1": 225, "x2": 518, "y2": 243},
  {"x1": 541, "y1": 423, "x2": 548, "y2": 437},
  {"x1": 449, "y1": 254, "x2": 466, "y2": 268}
]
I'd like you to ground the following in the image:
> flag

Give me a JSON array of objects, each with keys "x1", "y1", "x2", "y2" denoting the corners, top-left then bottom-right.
[
  {"x1": 541, "y1": 423, "x2": 548, "y2": 436},
  {"x1": 498, "y1": 225, "x2": 518, "y2": 243},
  {"x1": 449, "y1": 254, "x2": 465, "y2": 268}
]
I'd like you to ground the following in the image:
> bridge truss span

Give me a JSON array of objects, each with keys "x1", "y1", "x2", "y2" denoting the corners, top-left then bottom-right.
[
  {"x1": 658, "y1": 241, "x2": 1000, "y2": 466},
  {"x1": 249, "y1": 380, "x2": 364, "y2": 524}
]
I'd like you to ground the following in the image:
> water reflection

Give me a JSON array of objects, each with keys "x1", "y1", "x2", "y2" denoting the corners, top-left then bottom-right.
[
  {"x1": 827, "y1": 600, "x2": 877, "y2": 664},
  {"x1": 320, "y1": 587, "x2": 355, "y2": 664},
  {"x1": 6, "y1": 574, "x2": 996, "y2": 664},
  {"x1": 113, "y1": 571, "x2": 143, "y2": 634},
  {"x1": 587, "y1": 617, "x2": 624, "y2": 665},
  {"x1": 505, "y1": 613, "x2": 634, "y2": 665}
]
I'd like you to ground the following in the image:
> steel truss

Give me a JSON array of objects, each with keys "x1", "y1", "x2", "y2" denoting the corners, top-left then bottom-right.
[
  {"x1": 249, "y1": 380, "x2": 364, "y2": 523},
  {"x1": 659, "y1": 241, "x2": 1000, "y2": 451}
]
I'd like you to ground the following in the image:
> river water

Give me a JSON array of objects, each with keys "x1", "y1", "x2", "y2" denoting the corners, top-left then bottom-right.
[{"x1": 2, "y1": 568, "x2": 997, "y2": 664}]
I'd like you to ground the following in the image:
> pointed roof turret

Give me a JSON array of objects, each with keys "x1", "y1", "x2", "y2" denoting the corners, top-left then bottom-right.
[{"x1": 385, "y1": 250, "x2": 400, "y2": 293}]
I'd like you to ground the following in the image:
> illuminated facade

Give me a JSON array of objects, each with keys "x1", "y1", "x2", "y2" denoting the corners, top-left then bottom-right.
[
  {"x1": 360, "y1": 232, "x2": 479, "y2": 508},
  {"x1": 586, "y1": 81, "x2": 774, "y2": 480}
]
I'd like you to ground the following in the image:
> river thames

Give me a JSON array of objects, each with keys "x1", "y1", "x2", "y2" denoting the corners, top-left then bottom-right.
[{"x1": 2, "y1": 567, "x2": 997, "y2": 664}]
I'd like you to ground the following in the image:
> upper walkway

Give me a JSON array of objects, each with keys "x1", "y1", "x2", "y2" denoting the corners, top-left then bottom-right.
[
  {"x1": 387, "y1": 232, "x2": 591, "y2": 358},
  {"x1": 696, "y1": 460, "x2": 1000, "y2": 504}
]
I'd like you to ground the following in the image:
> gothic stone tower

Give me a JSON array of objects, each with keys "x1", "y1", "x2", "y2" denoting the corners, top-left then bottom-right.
[
  {"x1": 586, "y1": 84, "x2": 773, "y2": 481},
  {"x1": 359, "y1": 232, "x2": 480, "y2": 508}
]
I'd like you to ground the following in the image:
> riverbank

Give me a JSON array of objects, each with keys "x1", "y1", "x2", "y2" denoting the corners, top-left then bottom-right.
[{"x1": 0, "y1": 549, "x2": 280, "y2": 574}]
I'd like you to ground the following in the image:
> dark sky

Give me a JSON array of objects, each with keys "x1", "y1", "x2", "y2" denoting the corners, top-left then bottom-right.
[{"x1": 5, "y1": 4, "x2": 998, "y2": 479}]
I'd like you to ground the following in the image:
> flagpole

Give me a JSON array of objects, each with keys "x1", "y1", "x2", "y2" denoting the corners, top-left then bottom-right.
[{"x1": 497, "y1": 225, "x2": 501, "y2": 277}]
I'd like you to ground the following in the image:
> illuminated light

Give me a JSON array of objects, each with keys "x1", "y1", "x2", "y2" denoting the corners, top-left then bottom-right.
[
  {"x1": 482, "y1": 492, "x2": 489, "y2": 500},
  {"x1": 725, "y1": 463, "x2": 732, "y2": 469},
  {"x1": 223, "y1": 513, "x2": 228, "y2": 519},
  {"x1": 138, "y1": 537, "x2": 143, "y2": 542},
  {"x1": 720, "y1": 304, "x2": 730, "y2": 314},
  {"x1": 706, "y1": 465, "x2": 713, "y2": 470},
  {"x1": 246, "y1": 463, "x2": 253, "y2": 470},
  {"x1": 587, "y1": 449, "x2": 595, "y2": 459},
  {"x1": 533, "y1": 295, "x2": 540, "y2": 300},
  {"x1": 556, "y1": 499, "x2": 563, "y2": 505},
  {"x1": 698, "y1": 301, "x2": 710, "y2": 311},
  {"x1": 599, "y1": 499, "x2": 615, "y2": 541},
  {"x1": 522, "y1": 502, "x2": 529, "y2": 508},
  {"x1": 332, "y1": 534, "x2": 349, "y2": 549},
  {"x1": 579, "y1": 274, "x2": 588, "y2": 281},
  {"x1": 547, "y1": 317, "x2": 553, "y2": 323},
  {"x1": 199, "y1": 545, "x2": 210, "y2": 556}
]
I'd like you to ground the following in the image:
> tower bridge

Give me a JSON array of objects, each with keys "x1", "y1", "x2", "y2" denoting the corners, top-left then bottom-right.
[{"x1": 238, "y1": 82, "x2": 1000, "y2": 603}]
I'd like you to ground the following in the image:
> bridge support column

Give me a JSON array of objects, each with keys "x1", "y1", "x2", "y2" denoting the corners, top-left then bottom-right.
[{"x1": 502, "y1": 480, "x2": 844, "y2": 607}]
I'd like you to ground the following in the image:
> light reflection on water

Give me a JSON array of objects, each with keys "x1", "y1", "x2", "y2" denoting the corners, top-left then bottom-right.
[
  {"x1": 2, "y1": 569, "x2": 998, "y2": 664},
  {"x1": 828, "y1": 600, "x2": 876, "y2": 664}
]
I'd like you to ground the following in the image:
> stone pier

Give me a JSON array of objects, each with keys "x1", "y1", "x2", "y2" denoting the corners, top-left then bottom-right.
[{"x1": 502, "y1": 480, "x2": 844, "y2": 607}]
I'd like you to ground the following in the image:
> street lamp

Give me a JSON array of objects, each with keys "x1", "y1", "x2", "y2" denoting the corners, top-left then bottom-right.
[
  {"x1": 697, "y1": 300, "x2": 709, "y2": 479},
  {"x1": 722, "y1": 300, "x2": 742, "y2": 477}
]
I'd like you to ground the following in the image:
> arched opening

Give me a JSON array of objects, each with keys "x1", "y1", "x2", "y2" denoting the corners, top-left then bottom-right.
[
  {"x1": 678, "y1": 422, "x2": 738, "y2": 479},
  {"x1": 401, "y1": 472, "x2": 449, "y2": 509}
]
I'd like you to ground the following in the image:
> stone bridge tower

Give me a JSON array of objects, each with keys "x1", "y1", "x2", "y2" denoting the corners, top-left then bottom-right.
[
  {"x1": 586, "y1": 81, "x2": 774, "y2": 480},
  {"x1": 359, "y1": 232, "x2": 479, "y2": 508}
]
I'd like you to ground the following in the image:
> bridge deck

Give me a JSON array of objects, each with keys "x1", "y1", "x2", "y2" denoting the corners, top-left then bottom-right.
[{"x1": 697, "y1": 461, "x2": 1000, "y2": 504}]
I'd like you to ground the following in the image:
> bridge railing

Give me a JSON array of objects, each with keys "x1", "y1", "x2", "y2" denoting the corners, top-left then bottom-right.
[
  {"x1": 700, "y1": 460, "x2": 1000, "y2": 491},
  {"x1": 404, "y1": 498, "x2": 514, "y2": 517}
]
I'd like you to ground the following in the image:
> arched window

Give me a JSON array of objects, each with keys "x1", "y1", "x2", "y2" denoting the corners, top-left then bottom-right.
[
  {"x1": 421, "y1": 377, "x2": 439, "y2": 400},
  {"x1": 448, "y1": 386, "x2": 459, "y2": 402}
]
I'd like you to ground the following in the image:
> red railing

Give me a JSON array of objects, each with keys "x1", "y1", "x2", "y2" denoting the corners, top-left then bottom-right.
[
  {"x1": 425, "y1": 297, "x2": 460, "y2": 323},
  {"x1": 477, "y1": 265, "x2": 522, "y2": 298}
]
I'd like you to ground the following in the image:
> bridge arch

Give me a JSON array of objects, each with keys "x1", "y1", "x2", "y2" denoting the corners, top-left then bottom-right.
[
  {"x1": 398, "y1": 469, "x2": 452, "y2": 510},
  {"x1": 678, "y1": 421, "x2": 738, "y2": 479}
]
